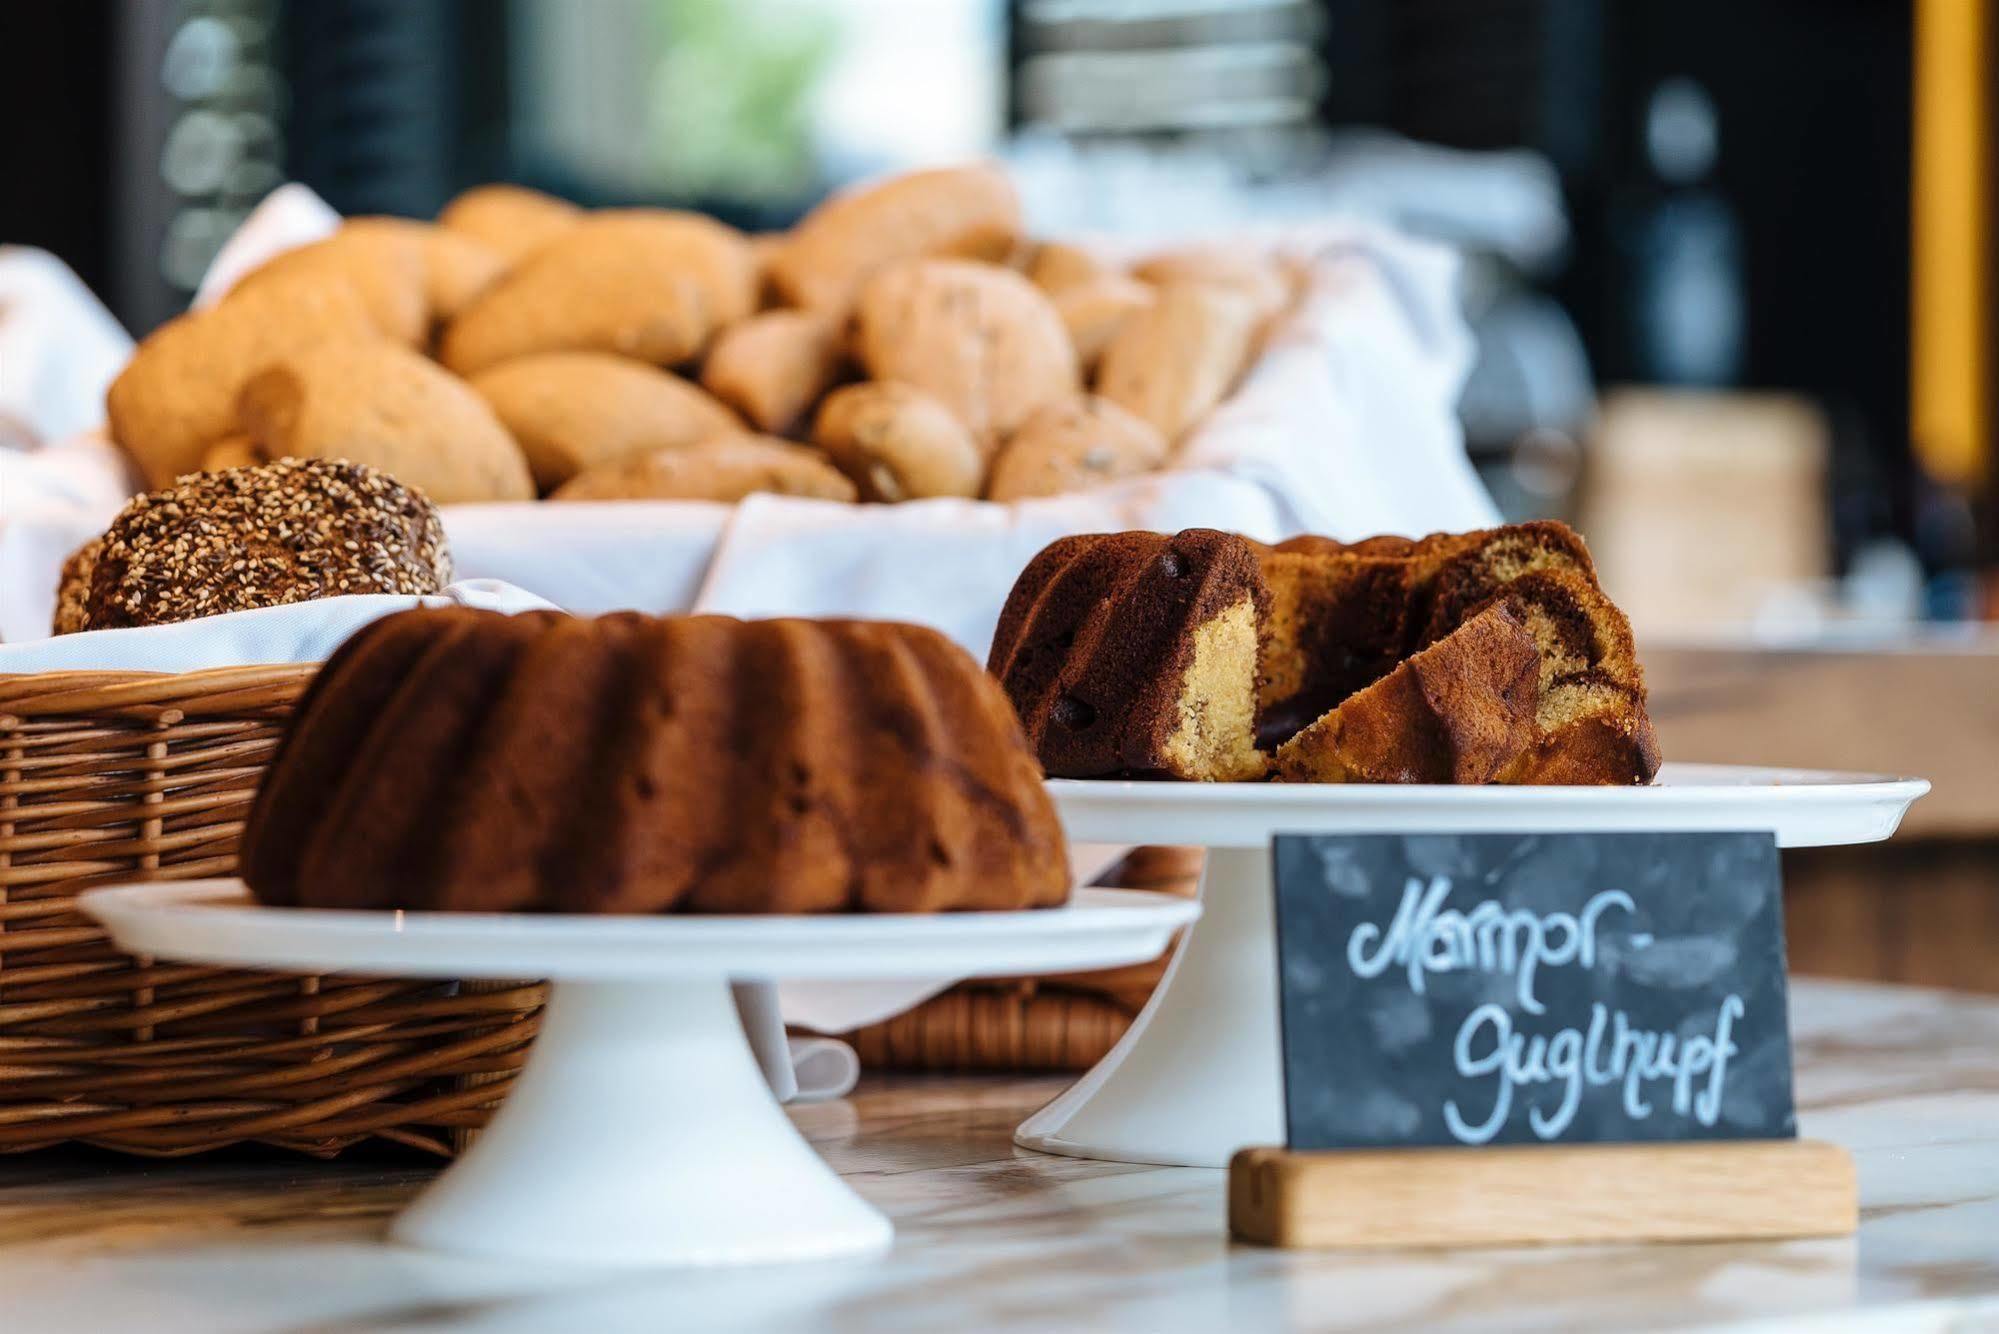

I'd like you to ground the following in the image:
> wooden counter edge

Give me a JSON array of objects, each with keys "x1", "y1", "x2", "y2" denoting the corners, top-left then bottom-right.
[{"x1": 1229, "y1": 1140, "x2": 1856, "y2": 1249}]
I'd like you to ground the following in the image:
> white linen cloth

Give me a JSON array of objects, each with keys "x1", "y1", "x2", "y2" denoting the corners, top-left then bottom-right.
[{"x1": 0, "y1": 246, "x2": 133, "y2": 449}]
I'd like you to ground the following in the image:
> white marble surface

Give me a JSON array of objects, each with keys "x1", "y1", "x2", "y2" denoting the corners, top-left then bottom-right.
[{"x1": 1, "y1": 979, "x2": 1997, "y2": 1333}]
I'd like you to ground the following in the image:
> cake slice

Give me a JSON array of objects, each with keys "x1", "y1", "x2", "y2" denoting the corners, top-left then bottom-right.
[
  {"x1": 1274, "y1": 603, "x2": 1542, "y2": 784},
  {"x1": 987, "y1": 528, "x2": 1268, "y2": 780}
]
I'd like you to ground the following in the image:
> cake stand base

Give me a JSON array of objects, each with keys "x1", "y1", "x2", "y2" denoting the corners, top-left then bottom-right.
[
  {"x1": 392, "y1": 977, "x2": 890, "y2": 1268},
  {"x1": 1015, "y1": 848, "x2": 1281, "y2": 1168}
]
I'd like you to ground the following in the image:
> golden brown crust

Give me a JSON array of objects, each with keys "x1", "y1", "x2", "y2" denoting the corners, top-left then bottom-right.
[
  {"x1": 700, "y1": 310, "x2": 845, "y2": 435},
  {"x1": 468, "y1": 351, "x2": 741, "y2": 492},
  {"x1": 985, "y1": 396, "x2": 1166, "y2": 501},
  {"x1": 343, "y1": 216, "x2": 509, "y2": 323},
  {"x1": 230, "y1": 230, "x2": 428, "y2": 344},
  {"x1": 1131, "y1": 247, "x2": 1292, "y2": 322},
  {"x1": 552, "y1": 435, "x2": 858, "y2": 503},
  {"x1": 1095, "y1": 282, "x2": 1259, "y2": 443},
  {"x1": 812, "y1": 382, "x2": 984, "y2": 502},
  {"x1": 853, "y1": 258, "x2": 1078, "y2": 445},
  {"x1": 436, "y1": 183, "x2": 582, "y2": 266},
  {"x1": 106, "y1": 275, "x2": 377, "y2": 489},
  {"x1": 439, "y1": 211, "x2": 757, "y2": 375},
  {"x1": 236, "y1": 339, "x2": 535, "y2": 504},
  {"x1": 768, "y1": 164, "x2": 1022, "y2": 313},
  {"x1": 1026, "y1": 241, "x2": 1111, "y2": 294},
  {"x1": 1054, "y1": 275, "x2": 1155, "y2": 374},
  {"x1": 241, "y1": 608, "x2": 1071, "y2": 914}
]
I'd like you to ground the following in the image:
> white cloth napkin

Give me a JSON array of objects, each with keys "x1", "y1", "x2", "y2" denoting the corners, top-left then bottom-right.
[{"x1": 0, "y1": 247, "x2": 133, "y2": 450}]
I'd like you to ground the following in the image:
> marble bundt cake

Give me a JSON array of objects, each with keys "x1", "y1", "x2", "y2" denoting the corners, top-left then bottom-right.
[
  {"x1": 243, "y1": 608, "x2": 1071, "y2": 913},
  {"x1": 986, "y1": 529, "x2": 1269, "y2": 781},
  {"x1": 1274, "y1": 603, "x2": 1541, "y2": 784},
  {"x1": 990, "y1": 522, "x2": 1659, "y2": 785}
]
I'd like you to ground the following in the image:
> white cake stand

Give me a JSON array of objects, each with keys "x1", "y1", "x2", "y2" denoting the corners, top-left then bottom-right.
[
  {"x1": 82, "y1": 881, "x2": 1198, "y2": 1269},
  {"x1": 1022, "y1": 761, "x2": 1930, "y2": 1169}
]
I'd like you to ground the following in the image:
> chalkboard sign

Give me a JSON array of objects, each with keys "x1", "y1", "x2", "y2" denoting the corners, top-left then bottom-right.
[{"x1": 1272, "y1": 831, "x2": 1795, "y2": 1151}]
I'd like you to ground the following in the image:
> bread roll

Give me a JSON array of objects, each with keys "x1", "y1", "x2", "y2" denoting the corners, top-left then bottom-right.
[
  {"x1": 553, "y1": 436, "x2": 857, "y2": 503},
  {"x1": 813, "y1": 382, "x2": 984, "y2": 502},
  {"x1": 1095, "y1": 283, "x2": 1259, "y2": 443},
  {"x1": 768, "y1": 164, "x2": 1022, "y2": 313},
  {"x1": 1132, "y1": 246, "x2": 1291, "y2": 322},
  {"x1": 437, "y1": 183, "x2": 582, "y2": 266},
  {"x1": 469, "y1": 352, "x2": 740, "y2": 492},
  {"x1": 986, "y1": 397, "x2": 1167, "y2": 501},
  {"x1": 700, "y1": 310, "x2": 844, "y2": 435},
  {"x1": 1027, "y1": 241, "x2": 1109, "y2": 294},
  {"x1": 230, "y1": 227, "x2": 429, "y2": 344},
  {"x1": 1054, "y1": 275, "x2": 1155, "y2": 374},
  {"x1": 439, "y1": 212, "x2": 757, "y2": 375},
  {"x1": 236, "y1": 339, "x2": 535, "y2": 503},
  {"x1": 852, "y1": 259, "x2": 1077, "y2": 446},
  {"x1": 106, "y1": 274, "x2": 376, "y2": 488}
]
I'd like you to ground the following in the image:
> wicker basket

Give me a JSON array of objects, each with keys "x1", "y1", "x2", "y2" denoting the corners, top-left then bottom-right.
[
  {"x1": 0, "y1": 664, "x2": 544, "y2": 1158},
  {"x1": 845, "y1": 846, "x2": 1202, "y2": 1071}
]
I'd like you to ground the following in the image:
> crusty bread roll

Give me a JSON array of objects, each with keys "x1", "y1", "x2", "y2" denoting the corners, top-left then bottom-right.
[
  {"x1": 437, "y1": 183, "x2": 582, "y2": 266},
  {"x1": 200, "y1": 435, "x2": 262, "y2": 473},
  {"x1": 469, "y1": 352, "x2": 741, "y2": 492},
  {"x1": 813, "y1": 382, "x2": 985, "y2": 502},
  {"x1": 768, "y1": 165, "x2": 1022, "y2": 313},
  {"x1": 553, "y1": 435, "x2": 858, "y2": 503},
  {"x1": 343, "y1": 217, "x2": 508, "y2": 323},
  {"x1": 439, "y1": 211, "x2": 758, "y2": 376},
  {"x1": 986, "y1": 396, "x2": 1167, "y2": 501},
  {"x1": 1132, "y1": 246, "x2": 1292, "y2": 322},
  {"x1": 700, "y1": 310, "x2": 844, "y2": 435},
  {"x1": 230, "y1": 227, "x2": 430, "y2": 344},
  {"x1": 1026, "y1": 241, "x2": 1110, "y2": 294},
  {"x1": 852, "y1": 259, "x2": 1078, "y2": 447},
  {"x1": 1054, "y1": 275, "x2": 1155, "y2": 374},
  {"x1": 106, "y1": 274, "x2": 377, "y2": 489},
  {"x1": 1095, "y1": 283, "x2": 1260, "y2": 443},
  {"x1": 236, "y1": 339, "x2": 535, "y2": 504}
]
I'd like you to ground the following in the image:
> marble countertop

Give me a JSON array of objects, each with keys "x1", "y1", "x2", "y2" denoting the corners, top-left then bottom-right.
[{"x1": 2, "y1": 978, "x2": 1996, "y2": 1333}]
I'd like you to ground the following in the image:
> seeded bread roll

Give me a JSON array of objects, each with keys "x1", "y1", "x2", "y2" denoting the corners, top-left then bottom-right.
[
  {"x1": 852, "y1": 259, "x2": 1078, "y2": 447},
  {"x1": 553, "y1": 436, "x2": 858, "y2": 503},
  {"x1": 67, "y1": 458, "x2": 451, "y2": 633},
  {"x1": 1095, "y1": 282, "x2": 1260, "y2": 443},
  {"x1": 106, "y1": 273, "x2": 376, "y2": 489},
  {"x1": 236, "y1": 340, "x2": 535, "y2": 504},
  {"x1": 768, "y1": 164, "x2": 1022, "y2": 313},
  {"x1": 439, "y1": 212, "x2": 757, "y2": 375},
  {"x1": 468, "y1": 351, "x2": 741, "y2": 492},
  {"x1": 52, "y1": 537, "x2": 101, "y2": 634},
  {"x1": 813, "y1": 382, "x2": 985, "y2": 502},
  {"x1": 986, "y1": 397, "x2": 1167, "y2": 501},
  {"x1": 700, "y1": 310, "x2": 844, "y2": 435},
  {"x1": 1054, "y1": 275, "x2": 1155, "y2": 374},
  {"x1": 436, "y1": 184, "x2": 582, "y2": 266}
]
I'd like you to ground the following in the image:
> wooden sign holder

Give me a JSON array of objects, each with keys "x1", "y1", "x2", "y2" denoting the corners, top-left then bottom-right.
[{"x1": 1229, "y1": 1139, "x2": 1857, "y2": 1250}]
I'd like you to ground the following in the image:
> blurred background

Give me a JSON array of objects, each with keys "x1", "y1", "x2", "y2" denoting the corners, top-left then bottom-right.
[{"x1": 2, "y1": 0, "x2": 1995, "y2": 986}]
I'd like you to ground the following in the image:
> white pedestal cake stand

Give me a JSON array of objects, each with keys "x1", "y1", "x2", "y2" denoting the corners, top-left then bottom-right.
[
  {"x1": 1021, "y1": 761, "x2": 1930, "y2": 1169},
  {"x1": 81, "y1": 881, "x2": 1198, "y2": 1269}
]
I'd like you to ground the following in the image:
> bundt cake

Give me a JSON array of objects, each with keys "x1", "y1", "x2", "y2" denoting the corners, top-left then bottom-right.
[
  {"x1": 990, "y1": 521, "x2": 1660, "y2": 785},
  {"x1": 243, "y1": 607, "x2": 1071, "y2": 913},
  {"x1": 986, "y1": 529, "x2": 1268, "y2": 781},
  {"x1": 1274, "y1": 603, "x2": 1542, "y2": 784}
]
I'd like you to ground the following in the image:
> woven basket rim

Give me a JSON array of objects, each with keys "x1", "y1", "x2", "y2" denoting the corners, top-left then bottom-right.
[{"x1": 0, "y1": 662, "x2": 320, "y2": 716}]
